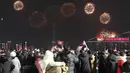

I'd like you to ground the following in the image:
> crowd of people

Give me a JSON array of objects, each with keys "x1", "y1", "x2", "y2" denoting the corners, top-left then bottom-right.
[{"x1": 0, "y1": 40, "x2": 130, "y2": 73}]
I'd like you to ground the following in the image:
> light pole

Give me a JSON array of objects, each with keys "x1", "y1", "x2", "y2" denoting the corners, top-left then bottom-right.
[
  {"x1": 52, "y1": 23, "x2": 56, "y2": 44},
  {"x1": 7, "y1": 41, "x2": 11, "y2": 49}
]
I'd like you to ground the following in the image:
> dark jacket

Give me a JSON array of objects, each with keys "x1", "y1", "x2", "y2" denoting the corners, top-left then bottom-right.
[
  {"x1": 0, "y1": 58, "x2": 14, "y2": 73},
  {"x1": 98, "y1": 54, "x2": 107, "y2": 73},
  {"x1": 67, "y1": 52, "x2": 79, "y2": 73},
  {"x1": 75, "y1": 51, "x2": 81, "y2": 73},
  {"x1": 106, "y1": 54, "x2": 118, "y2": 73},
  {"x1": 79, "y1": 52, "x2": 91, "y2": 73},
  {"x1": 121, "y1": 61, "x2": 130, "y2": 73}
]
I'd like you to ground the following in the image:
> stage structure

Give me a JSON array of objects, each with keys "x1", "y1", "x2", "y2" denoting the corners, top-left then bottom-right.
[{"x1": 86, "y1": 37, "x2": 130, "y2": 51}]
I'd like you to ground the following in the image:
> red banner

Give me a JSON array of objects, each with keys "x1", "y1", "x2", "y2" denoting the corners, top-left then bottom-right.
[
  {"x1": 16, "y1": 44, "x2": 19, "y2": 51},
  {"x1": 105, "y1": 38, "x2": 129, "y2": 41}
]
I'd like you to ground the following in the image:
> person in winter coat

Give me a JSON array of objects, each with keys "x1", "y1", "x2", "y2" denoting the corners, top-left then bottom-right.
[
  {"x1": 62, "y1": 45, "x2": 79, "y2": 73},
  {"x1": 98, "y1": 52, "x2": 108, "y2": 73},
  {"x1": 0, "y1": 53, "x2": 14, "y2": 73},
  {"x1": 75, "y1": 46, "x2": 81, "y2": 73},
  {"x1": 117, "y1": 52, "x2": 125, "y2": 73},
  {"x1": 106, "y1": 49, "x2": 118, "y2": 73},
  {"x1": 90, "y1": 54, "x2": 98, "y2": 73},
  {"x1": 121, "y1": 52, "x2": 130, "y2": 73},
  {"x1": 39, "y1": 45, "x2": 65, "y2": 73},
  {"x1": 79, "y1": 46, "x2": 91, "y2": 73},
  {"x1": 10, "y1": 51, "x2": 21, "y2": 73},
  {"x1": 35, "y1": 56, "x2": 42, "y2": 73}
]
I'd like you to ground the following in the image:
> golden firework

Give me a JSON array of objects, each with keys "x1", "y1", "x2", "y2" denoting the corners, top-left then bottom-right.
[
  {"x1": 14, "y1": 0, "x2": 24, "y2": 11},
  {"x1": 84, "y1": 2, "x2": 95, "y2": 15},
  {"x1": 100, "y1": 12, "x2": 111, "y2": 24},
  {"x1": 61, "y1": 3, "x2": 76, "y2": 17}
]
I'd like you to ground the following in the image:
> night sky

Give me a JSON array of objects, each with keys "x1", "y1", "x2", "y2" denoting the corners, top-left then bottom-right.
[{"x1": 0, "y1": 0, "x2": 130, "y2": 48}]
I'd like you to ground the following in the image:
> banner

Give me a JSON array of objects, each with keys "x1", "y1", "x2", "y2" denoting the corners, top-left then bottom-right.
[
  {"x1": 2, "y1": 43, "x2": 5, "y2": 49},
  {"x1": 105, "y1": 38, "x2": 129, "y2": 41},
  {"x1": 16, "y1": 44, "x2": 19, "y2": 51},
  {"x1": 6, "y1": 43, "x2": 8, "y2": 49},
  {"x1": 19, "y1": 43, "x2": 22, "y2": 51}
]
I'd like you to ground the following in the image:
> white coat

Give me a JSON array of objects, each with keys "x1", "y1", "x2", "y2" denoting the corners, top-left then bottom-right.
[
  {"x1": 39, "y1": 50, "x2": 65, "y2": 73},
  {"x1": 11, "y1": 57, "x2": 21, "y2": 73}
]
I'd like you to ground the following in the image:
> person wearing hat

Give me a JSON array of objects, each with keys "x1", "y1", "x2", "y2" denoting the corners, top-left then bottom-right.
[{"x1": 10, "y1": 51, "x2": 21, "y2": 73}]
